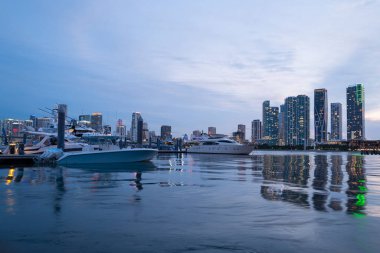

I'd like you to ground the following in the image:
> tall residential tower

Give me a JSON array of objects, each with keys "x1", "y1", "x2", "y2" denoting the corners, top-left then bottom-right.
[
  {"x1": 314, "y1": 89, "x2": 328, "y2": 143},
  {"x1": 330, "y1": 103, "x2": 342, "y2": 140},
  {"x1": 347, "y1": 84, "x2": 365, "y2": 140}
]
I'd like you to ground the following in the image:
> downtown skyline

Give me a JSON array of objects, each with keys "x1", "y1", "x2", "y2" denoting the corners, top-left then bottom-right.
[{"x1": 1, "y1": 1, "x2": 380, "y2": 138}]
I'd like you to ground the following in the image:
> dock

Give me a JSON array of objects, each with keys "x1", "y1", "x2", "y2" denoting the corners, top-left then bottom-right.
[{"x1": 0, "y1": 155, "x2": 38, "y2": 166}]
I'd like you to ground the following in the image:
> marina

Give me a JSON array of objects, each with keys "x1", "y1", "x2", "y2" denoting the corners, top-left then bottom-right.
[{"x1": 0, "y1": 151, "x2": 379, "y2": 253}]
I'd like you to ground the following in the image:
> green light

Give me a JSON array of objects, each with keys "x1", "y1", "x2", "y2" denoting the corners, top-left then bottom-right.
[
  {"x1": 358, "y1": 186, "x2": 367, "y2": 192},
  {"x1": 358, "y1": 179, "x2": 366, "y2": 183},
  {"x1": 355, "y1": 194, "x2": 366, "y2": 207}
]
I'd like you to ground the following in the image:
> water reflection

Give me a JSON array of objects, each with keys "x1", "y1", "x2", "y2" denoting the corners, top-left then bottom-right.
[
  {"x1": 261, "y1": 155, "x2": 310, "y2": 208},
  {"x1": 260, "y1": 153, "x2": 367, "y2": 215}
]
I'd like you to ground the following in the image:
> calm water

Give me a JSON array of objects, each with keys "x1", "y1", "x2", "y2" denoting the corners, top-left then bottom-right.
[{"x1": 0, "y1": 151, "x2": 379, "y2": 253}]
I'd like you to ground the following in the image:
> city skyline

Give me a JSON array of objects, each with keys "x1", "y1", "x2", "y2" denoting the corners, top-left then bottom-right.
[{"x1": 1, "y1": 1, "x2": 380, "y2": 138}]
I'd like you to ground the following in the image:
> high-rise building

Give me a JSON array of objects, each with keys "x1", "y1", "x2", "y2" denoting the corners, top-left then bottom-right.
[
  {"x1": 131, "y1": 112, "x2": 143, "y2": 143},
  {"x1": 251, "y1": 119, "x2": 262, "y2": 143},
  {"x1": 208, "y1": 127, "x2": 216, "y2": 136},
  {"x1": 347, "y1": 84, "x2": 365, "y2": 140},
  {"x1": 161, "y1": 125, "x2": 172, "y2": 140},
  {"x1": 262, "y1": 100, "x2": 279, "y2": 145},
  {"x1": 143, "y1": 122, "x2": 149, "y2": 141},
  {"x1": 237, "y1": 124, "x2": 246, "y2": 141},
  {"x1": 284, "y1": 95, "x2": 310, "y2": 146},
  {"x1": 331, "y1": 103, "x2": 342, "y2": 140},
  {"x1": 91, "y1": 113, "x2": 103, "y2": 132},
  {"x1": 296, "y1": 95, "x2": 310, "y2": 147},
  {"x1": 278, "y1": 104, "x2": 285, "y2": 146},
  {"x1": 314, "y1": 88, "x2": 328, "y2": 143}
]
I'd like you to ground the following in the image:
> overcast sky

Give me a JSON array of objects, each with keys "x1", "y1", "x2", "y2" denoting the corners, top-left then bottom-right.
[{"x1": 1, "y1": 0, "x2": 379, "y2": 138}]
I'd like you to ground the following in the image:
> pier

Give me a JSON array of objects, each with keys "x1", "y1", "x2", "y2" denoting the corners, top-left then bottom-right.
[{"x1": 0, "y1": 155, "x2": 38, "y2": 166}]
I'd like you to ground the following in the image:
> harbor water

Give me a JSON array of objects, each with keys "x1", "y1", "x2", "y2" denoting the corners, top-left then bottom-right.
[{"x1": 0, "y1": 151, "x2": 379, "y2": 253}]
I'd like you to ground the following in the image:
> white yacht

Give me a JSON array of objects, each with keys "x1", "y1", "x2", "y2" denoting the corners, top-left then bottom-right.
[
  {"x1": 187, "y1": 137, "x2": 254, "y2": 155},
  {"x1": 57, "y1": 148, "x2": 158, "y2": 165},
  {"x1": 23, "y1": 132, "x2": 98, "y2": 155}
]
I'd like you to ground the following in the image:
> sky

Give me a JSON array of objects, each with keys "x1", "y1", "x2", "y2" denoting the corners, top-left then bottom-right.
[{"x1": 1, "y1": 0, "x2": 380, "y2": 138}]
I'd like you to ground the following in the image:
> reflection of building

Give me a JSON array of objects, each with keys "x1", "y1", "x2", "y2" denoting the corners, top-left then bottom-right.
[
  {"x1": 331, "y1": 103, "x2": 342, "y2": 140},
  {"x1": 251, "y1": 119, "x2": 262, "y2": 143},
  {"x1": 346, "y1": 155, "x2": 366, "y2": 215},
  {"x1": 314, "y1": 88, "x2": 328, "y2": 143},
  {"x1": 91, "y1": 113, "x2": 103, "y2": 132},
  {"x1": 262, "y1": 100, "x2": 279, "y2": 145},
  {"x1": 208, "y1": 127, "x2": 216, "y2": 135},
  {"x1": 347, "y1": 84, "x2": 365, "y2": 140},
  {"x1": 261, "y1": 154, "x2": 310, "y2": 207}
]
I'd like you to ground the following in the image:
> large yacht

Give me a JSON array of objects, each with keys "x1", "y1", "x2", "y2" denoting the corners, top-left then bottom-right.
[{"x1": 187, "y1": 137, "x2": 254, "y2": 155}]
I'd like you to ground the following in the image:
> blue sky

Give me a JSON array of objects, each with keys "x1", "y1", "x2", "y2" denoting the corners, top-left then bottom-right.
[{"x1": 1, "y1": 0, "x2": 380, "y2": 138}]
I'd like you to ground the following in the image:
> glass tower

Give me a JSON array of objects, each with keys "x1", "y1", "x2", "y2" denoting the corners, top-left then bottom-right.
[
  {"x1": 346, "y1": 84, "x2": 365, "y2": 140},
  {"x1": 314, "y1": 89, "x2": 328, "y2": 143}
]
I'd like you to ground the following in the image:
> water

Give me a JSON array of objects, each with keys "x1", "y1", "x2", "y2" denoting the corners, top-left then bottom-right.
[{"x1": 0, "y1": 151, "x2": 379, "y2": 253}]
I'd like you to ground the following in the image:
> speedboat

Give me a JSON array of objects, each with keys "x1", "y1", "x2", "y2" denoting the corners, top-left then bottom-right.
[
  {"x1": 57, "y1": 148, "x2": 158, "y2": 165},
  {"x1": 187, "y1": 137, "x2": 254, "y2": 155}
]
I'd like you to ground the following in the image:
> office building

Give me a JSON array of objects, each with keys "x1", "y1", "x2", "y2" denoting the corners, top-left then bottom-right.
[
  {"x1": 237, "y1": 124, "x2": 246, "y2": 142},
  {"x1": 330, "y1": 103, "x2": 342, "y2": 140},
  {"x1": 314, "y1": 89, "x2": 328, "y2": 143},
  {"x1": 251, "y1": 119, "x2": 262, "y2": 143},
  {"x1": 347, "y1": 84, "x2": 365, "y2": 140},
  {"x1": 278, "y1": 104, "x2": 285, "y2": 146},
  {"x1": 131, "y1": 112, "x2": 143, "y2": 144},
  {"x1": 161, "y1": 125, "x2": 172, "y2": 140},
  {"x1": 91, "y1": 112, "x2": 103, "y2": 132},
  {"x1": 208, "y1": 127, "x2": 216, "y2": 136}
]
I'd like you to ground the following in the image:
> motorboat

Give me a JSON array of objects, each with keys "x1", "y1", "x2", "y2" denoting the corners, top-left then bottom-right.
[
  {"x1": 187, "y1": 137, "x2": 254, "y2": 155},
  {"x1": 57, "y1": 148, "x2": 158, "y2": 165}
]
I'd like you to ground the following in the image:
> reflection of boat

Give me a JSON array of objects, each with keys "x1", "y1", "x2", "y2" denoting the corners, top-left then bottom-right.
[
  {"x1": 60, "y1": 161, "x2": 157, "y2": 172},
  {"x1": 57, "y1": 148, "x2": 158, "y2": 165},
  {"x1": 187, "y1": 137, "x2": 254, "y2": 155}
]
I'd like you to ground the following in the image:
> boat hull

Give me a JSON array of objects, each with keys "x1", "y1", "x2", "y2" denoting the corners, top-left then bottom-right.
[
  {"x1": 57, "y1": 148, "x2": 158, "y2": 165},
  {"x1": 187, "y1": 145, "x2": 254, "y2": 155}
]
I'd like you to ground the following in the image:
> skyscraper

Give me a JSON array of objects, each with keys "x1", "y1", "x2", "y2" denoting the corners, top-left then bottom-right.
[
  {"x1": 278, "y1": 104, "x2": 285, "y2": 146},
  {"x1": 284, "y1": 95, "x2": 310, "y2": 146},
  {"x1": 131, "y1": 112, "x2": 143, "y2": 143},
  {"x1": 296, "y1": 95, "x2": 310, "y2": 147},
  {"x1": 91, "y1": 112, "x2": 103, "y2": 132},
  {"x1": 314, "y1": 89, "x2": 328, "y2": 143},
  {"x1": 262, "y1": 100, "x2": 279, "y2": 145},
  {"x1": 208, "y1": 127, "x2": 216, "y2": 135},
  {"x1": 251, "y1": 119, "x2": 262, "y2": 143},
  {"x1": 347, "y1": 84, "x2": 365, "y2": 140},
  {"x1": 330, "y1": 103, "x2": 342, "y2": 140}
]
